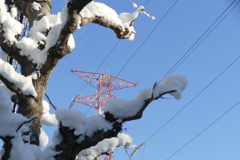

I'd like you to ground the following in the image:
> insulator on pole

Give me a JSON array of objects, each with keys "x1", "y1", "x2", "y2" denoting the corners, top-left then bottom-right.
[
  {"x1": 68, "y1": 93, "x2": 81, "y2": 109},
  {"x1": 130, "y1": 141, "x2": 146, "y2": 158}
]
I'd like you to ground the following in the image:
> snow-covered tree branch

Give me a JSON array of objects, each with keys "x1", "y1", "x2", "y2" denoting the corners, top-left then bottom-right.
[
  {"x1": 80, "y1": 2, "x2": 148, "y2": 40},
  {"x1": 0, "y1": 0, "x2": 187, "y2": 159}
]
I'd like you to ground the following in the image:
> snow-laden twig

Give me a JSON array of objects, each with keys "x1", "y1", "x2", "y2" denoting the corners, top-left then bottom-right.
[{"x1": 44, "y1": 93, "x2": 56, "y2": 110}]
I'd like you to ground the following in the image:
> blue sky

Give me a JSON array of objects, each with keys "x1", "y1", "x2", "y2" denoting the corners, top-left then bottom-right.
[{"x1": 44, "y1": 0, "x2": 240, "y2": 159}]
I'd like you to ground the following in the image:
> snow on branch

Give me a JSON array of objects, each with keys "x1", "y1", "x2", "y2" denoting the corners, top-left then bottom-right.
[
  {"x1": 104, "y1": 75, "x2": 188, "y2": 121},
  {"x1": 0, "y1": 89, "x2": 41, "y2": 160},
  {"x1": 0, "y1": 0, "x2": 22, "y2": 43},
  {"x1": 41, "y1": 100, "x2": 58, "y2": 126},
  {"x1": 80, "y1": 1, "x2": 154, "y2": 40},
  {"x1": 77, "y1": 133, "x2": 135, "y2": 160},
  {"x1": 0, "y1": 59, "x2": 37, "y2": 97},
  {"x1": 40, "y1": 75, "x2": 187, "y2": 160}
]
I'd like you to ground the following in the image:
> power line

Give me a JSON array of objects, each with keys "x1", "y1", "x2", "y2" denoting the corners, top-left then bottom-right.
[
  {"x1": 115, "y1": 0, "x2": 179, "y2": 77},
  {"x1": 165, "y1": 100, "x2": 240, "y2": 160},
  {"x1": 168, "y1": 0, "x2": 240, "y2": 76},
  {"x1": 123, "y1": 0, "x2": 209, "y2": 100},
  {"x1": 162, "y1": 0, "x2": 238, "y2": 78},
  {"x1": 145, "y1": 54, "x2": 240, "y2": 142},
  {"x1": 144, "y1": 0, "x2": 150, "y2": 7},
  {"x1": 137, "y1": 0, "x2": 209, "y2": 85}
]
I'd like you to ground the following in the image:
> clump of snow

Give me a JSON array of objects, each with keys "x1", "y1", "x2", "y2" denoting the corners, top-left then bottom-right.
[
  {"x1": 0, "y1": 59, "x2": 37, "y2": 97},
  {"x1": 81, "y1": 2, "x2": 141, "y2": 40},
  {"x1": 41, "y1": 100, "x2": 58, "y2": 126},
  {"x1": 56, "y1": 108, "x2": 88, "y2": 136},
  {"x1": 0, "y1": 89, "x2": 12, "y2": 114},
  {"x1": 0, "y1": 89, "x2": 41, "y2": 160},
  {"x1": 54, "y1": 109, "x2": 118, "y2": 143},
  {"x1": 52, "y1": 130, "x2": 63, "y2": 145},
  {"x1": 11, "y1": 136, "x2": 42, "y2": 160},
  {"x1": 80, "y1": 2, "x2": 123, "y2": 26},
  {"x1": 118, "y1": 6, "x2": 144, "y2": 28},
  {"x1": 32, "y1": 2, "x2": 42, "y2": 11},
  {"x1": 0, "y1": 0, "x2": 22, "y2": 43},
  {"x1": 77, "y1": 133, "x2": 135, "y2": 160},
  {"x1": 105, "y1": 75, "x2": 188, "y2": 119},
  {"x1": 68, "y1": 34, "x2": 75, "y2": 50},
  {"x1": 104, "y1": 88, "x2": 151, "y2": 119},
  {"x1": 129, "y1": 0, "x2": 138, "y2": 8},
  {"x1": 40, "y1": 130, "x2": 63, "y2": 160},
  {"x1": 85, "y1": 115, "x2": 112, "y2": 137},
  {"x1": 10, "y1": 5, "x2": 17, "y2": 19},
  {"x1": 0, "y1": 50, "x2": 8, "y2": 61},
  {"x1": 153, "y1": 75, "x2": 188, "y2": 100},
  {"x1": 39, "y1": 128, "x2": 49, "y2": 147},
  {"x1": 10, "y1": 133, "x2": 42, "y2": 160},
  {"x1": 16, "y1": 4, "x2": 75, "y2": 69},
  {"x1": 41, "y1": 144, "x2": 60, "y2": 160}
]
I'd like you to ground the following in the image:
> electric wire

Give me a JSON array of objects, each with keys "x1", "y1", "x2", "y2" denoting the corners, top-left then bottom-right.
[
  {"x1": 162, "y1": 0, "x2": 238, "y2": 78},
  {"x1": 165, "y1": 100, "x2": 240, "y2": 160},
  {"x1": 125, "y1": 0, "x2": 209, "y2": 99},
  {"x1": 144, "y1": 54, "x2": 240, "y2": 142},
  {"x1": 144, "y1": 0, "x2": 150, "y2": 7},
  {"x1": 115, "y1": 0, "x2": 179, "y2": 77},
  {"x1": 128, "y1": 1, "x2": 240, "y2": 157},
  {"x1": 168, "y1": 0, "x2": 240, "y2": 76}
]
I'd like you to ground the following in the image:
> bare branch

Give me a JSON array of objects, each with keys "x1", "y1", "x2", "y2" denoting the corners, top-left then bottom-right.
[
  {"x1": 44, "y1": 93, "x2": 56, "y2": 110},
  {"x1": 16, "y1": 116, "x2": 37, "y2": 132}
]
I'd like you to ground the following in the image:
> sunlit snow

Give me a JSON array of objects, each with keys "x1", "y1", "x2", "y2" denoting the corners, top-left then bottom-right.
[
  {"x1": 104, "y1": 75, "x2": 188, "y2": 119},
  {"x1": 0, "y1": 59, "x2": 37, "y2": 97}
]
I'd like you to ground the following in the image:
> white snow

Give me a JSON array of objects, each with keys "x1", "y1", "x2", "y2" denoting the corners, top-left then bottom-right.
[
  {"x1": 80, "y1": 2, "x2": 123, "y2": 26},
  {"x1": 41, "y1": 100, "x2": 58, "y2": 126},
  {"x1": 55, "y1": 107, "x2": 113, "y2": 143},
  {"x1": 15, "y1": 4, "x2": 74, "y2": 69},
  {"x1": 85, "y1": 115, "x2": 112, "y2": 137},
  {"x1": 0, "y1": 50, "x2": 8, "y2": 61},
  {"x1": 10, "y1": 135, "x2": 41, "y2": 160},
  {"x1": 80, "y1": 2, "x2": 145, "y2": 40},
  {"x1": 0, "y1": 59, "x2": 37, "y2": 97},
  {"x1": 104, "y1": 75, "x2": 188, "y2": 119},
  {"x1": 0, "y1": 0, "x2": 22, "y2": 43},
  {"x1": 10, "y1": 5, "x2": 17, "y2": 19},
  {"x1": 32, "y1": 2, "x2": 42, "y2": 11},
  {"x1": 118, "y1": 6, "x2": 144, "y2": 28},
  {"x1": 56, "y1": 108, "x2": 88, "y2": 136},
  {"x1": 0, "y1": 89, "x2": 41, "y2": 160},
  {"x1": 41, "y1": 144, "x2": 59, "y2": 160},
  {"x1": 40, "y1": 131, "x2": 63, "y2": 160},
  {"x1": 153, "y1": 75, "x2": 188, "y2": 100},
  {"x1": 46, "y1": 107, "x2": 114, "y2": 144},
  {"x1": 77, "y1": 133, "x2": 135, "y2": 160},
  {"x1": 39, "y1": 128, "x2": 49, "y2": 147}
]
